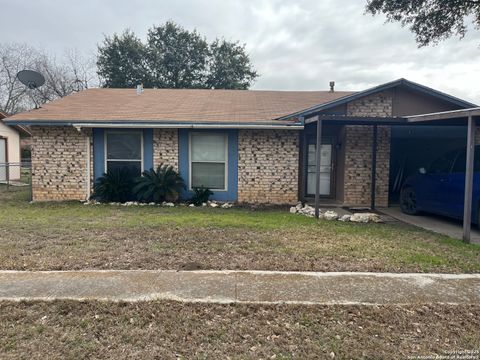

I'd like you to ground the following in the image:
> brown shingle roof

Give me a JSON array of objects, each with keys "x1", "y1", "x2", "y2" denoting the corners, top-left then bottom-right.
[{"x1": 7, "y1": 88, "x2": 355, "y2": 124}]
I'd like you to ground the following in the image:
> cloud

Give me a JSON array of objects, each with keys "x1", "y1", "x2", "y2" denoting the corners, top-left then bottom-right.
[{"x1": 0, "y1": 0, "x2": 479, "y2": 102}]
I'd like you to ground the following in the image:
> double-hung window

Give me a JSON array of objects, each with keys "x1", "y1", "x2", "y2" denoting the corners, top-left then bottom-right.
[
  {"x1": 105, "y1": 131, "x2": 143, "y2": 176},
  {"x1": 190, "y1": 132, "x2": 228, "y2": 190}
]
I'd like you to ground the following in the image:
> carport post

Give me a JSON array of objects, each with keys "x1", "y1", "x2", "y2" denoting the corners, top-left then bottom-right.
[
  {"x1": 315, "y1": 117, "x2": 322, "y2": 219},
  {"x1": 463, "y1": 115, "x2": 475, "y2": 243}
]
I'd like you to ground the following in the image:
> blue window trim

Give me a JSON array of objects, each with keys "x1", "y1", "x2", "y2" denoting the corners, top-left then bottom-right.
[
  {"x1": 179, "y1": 129, "x2": 238, "y2": 202},
  {"x1": 93, "y1": 128, "x2": 153, "y2": 180}
]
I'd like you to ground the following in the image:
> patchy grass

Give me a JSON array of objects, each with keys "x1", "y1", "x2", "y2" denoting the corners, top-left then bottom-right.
[
  {"x1": 0, "y1": 300, "x2": 479, "y2": 359},
  {"x1": 0, "y1": 187, "x2": 480, "y2": 272}
]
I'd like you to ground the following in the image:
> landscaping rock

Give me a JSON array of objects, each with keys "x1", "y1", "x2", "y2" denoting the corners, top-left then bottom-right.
[
  {"x1": 202, "y1": 203, "x2": 207, "y2": 207},
  {"x1": 300, "y1": 205, "x2": 316, "y2": 217},
  {"x1": 323, "y1": 210, "x2": 338, "y2": 221},
  {"x1": 210, "y1": 202, "x2": 219, "y2": 208},
  {"x1": 290, "y1": 203, "x2": 319, "y2": 217},
  {"x1": 123, "y1": 201, "x2": 138, "y2": 206},
  {"x1": 350, "y1": 212, "x2": 381, "y2": 223},
  {"x1": 221, "y1": 203, "x2": 233, "y2": 209},
  {"x1": 189, "y1": 204, "x2": 195, "y2": 207},
  {"x1": 163, "y1": 202, "x2": 175, "y2": 207},
  {"x1": 339, "y1": 214, "x2": 351, "y2": 222}
]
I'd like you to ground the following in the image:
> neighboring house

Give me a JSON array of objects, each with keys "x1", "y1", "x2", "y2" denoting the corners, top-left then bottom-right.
[
  {"x1": 0, "y1": 111, "x2": 22, "y2": 181},
  {"x1": 4, "y1": 78, "x2": 477, "y2": 206}
]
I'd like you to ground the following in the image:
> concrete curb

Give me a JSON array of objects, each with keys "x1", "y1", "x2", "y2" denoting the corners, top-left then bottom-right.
[{"x1": 0, "y1": 270, "x2": 479, "y2": 305}]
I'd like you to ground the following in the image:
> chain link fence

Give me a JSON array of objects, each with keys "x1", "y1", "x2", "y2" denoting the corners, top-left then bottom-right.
[{"x1": 0, "y1": 162, "x2": 32, "y2": 200}]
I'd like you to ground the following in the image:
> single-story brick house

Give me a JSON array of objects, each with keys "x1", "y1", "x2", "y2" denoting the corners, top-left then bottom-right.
[{"x1": 4, "y1": 78, "x2": 477, "y2": 206}]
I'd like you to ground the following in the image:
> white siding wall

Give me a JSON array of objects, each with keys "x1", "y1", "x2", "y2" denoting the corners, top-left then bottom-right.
[{"x1": 0, "y1": 122, "x2": 21, "y2": 180}]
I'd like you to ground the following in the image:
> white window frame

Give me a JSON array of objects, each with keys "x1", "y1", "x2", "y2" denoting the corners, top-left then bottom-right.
[
  {"x1": 104, "y1": 130, "x2": 144, "y2": 173},
  {"x1": 189, "y1": 132, "x2": 228, "y2": 191}
]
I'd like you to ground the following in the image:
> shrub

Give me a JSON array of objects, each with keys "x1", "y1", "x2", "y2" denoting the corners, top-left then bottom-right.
[
  {"x1": 189, "y1": 186, "x2": 213, "y2": 206},
  {"x1": 133, "y1": 164, "x2": 185, "y2": 203},
  {"x1": 92, "y1": 168, "x2": 136, "y2": 203}
]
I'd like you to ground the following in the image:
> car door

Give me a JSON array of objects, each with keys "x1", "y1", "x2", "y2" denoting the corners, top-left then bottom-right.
[{"x1": 422, "y1": 149, "x2": 459, "y2": 214}]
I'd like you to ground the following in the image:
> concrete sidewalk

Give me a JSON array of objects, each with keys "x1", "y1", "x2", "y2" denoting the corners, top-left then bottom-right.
[{"x1": 1, "y1": 270, "x2": 479, "y2": 305}]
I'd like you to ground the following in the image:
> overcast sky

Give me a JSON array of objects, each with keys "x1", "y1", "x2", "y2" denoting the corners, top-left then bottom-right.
[{"x1": 1, "y1": 0, "x2": 479, "y2": 102}]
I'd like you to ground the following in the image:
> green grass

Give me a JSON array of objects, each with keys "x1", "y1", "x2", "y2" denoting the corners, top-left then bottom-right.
[{"x1": 0, "y1": 187, "x2": 479, "y2": 272}]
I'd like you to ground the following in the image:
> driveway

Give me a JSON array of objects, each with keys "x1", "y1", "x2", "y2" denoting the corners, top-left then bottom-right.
[{"x1": 380, "y1": 206, "x2": 480, "y2": 243}]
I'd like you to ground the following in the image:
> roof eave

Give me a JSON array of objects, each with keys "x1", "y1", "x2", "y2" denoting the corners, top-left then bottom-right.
[{"x1": 4, "y1": 119, "x2": 304, "y2": 130}]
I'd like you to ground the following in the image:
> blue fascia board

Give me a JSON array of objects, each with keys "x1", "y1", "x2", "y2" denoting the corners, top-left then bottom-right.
[
  {"x1": 179, "y1": 128, "x2": 238, "y2": 202},
  {"x1": 277, "y1": 78, "x2": 478, "y2": 121}
]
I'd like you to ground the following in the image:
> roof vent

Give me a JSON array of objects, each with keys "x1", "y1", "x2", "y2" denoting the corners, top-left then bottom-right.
[
  {"x1": 136, "y1": 83, "x2": 144, "y2": 95},
  {"x1": 329, "y1": 81, "x2": 335, "y2": 92}
]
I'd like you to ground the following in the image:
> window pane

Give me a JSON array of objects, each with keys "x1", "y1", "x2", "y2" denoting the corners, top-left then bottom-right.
[
  {"x1": 307, "y1": 172, "x2": 331, "y2": 195},
  {"x1": 191, "y1": 162, "x2": 225, "y2": 189},
  {"x1": 107, "y1": 161, "x2": 142, "y2": 177},
  {"x1": 191, "y1": 133, "x2": 226, "y2": 162},
  {"x1": 107, "y1": 132, "x2": 142, "y2": 160}
]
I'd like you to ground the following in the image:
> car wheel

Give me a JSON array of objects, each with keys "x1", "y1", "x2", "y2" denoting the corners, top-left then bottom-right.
[{"x1": 400, "y1": 187, "x2": 420, "y2": 215}]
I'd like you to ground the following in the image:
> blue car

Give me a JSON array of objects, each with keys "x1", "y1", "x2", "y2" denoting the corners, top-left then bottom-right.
[{"x1": 400, "y1": 146, "x2": 480, "y2": 224}]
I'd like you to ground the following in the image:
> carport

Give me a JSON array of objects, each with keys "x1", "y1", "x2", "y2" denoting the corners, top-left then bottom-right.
[{"x1": 310, "y1": 108, "x2": 480, "y2": 243}]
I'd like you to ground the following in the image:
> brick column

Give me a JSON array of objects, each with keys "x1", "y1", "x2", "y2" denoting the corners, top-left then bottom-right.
[
  {"x1": 343, "y1": 90, "x2": 393, "y2": 207},
  {"x1": 153, "y1": 129, "x2": 179, "y2": 170}
]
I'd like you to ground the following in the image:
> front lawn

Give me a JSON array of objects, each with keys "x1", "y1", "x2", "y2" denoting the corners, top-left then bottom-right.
[
  {"x1": 1, "y1": 187, "x2": 480, "y2": 272},
  {"x1": 1, "y1": 300, "x2": 479, "y2": 359}
]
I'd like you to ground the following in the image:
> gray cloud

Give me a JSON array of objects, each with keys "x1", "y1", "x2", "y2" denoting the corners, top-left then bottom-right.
[{"x1": 1, "y1": 0, "x2": 479, "y2": 102}]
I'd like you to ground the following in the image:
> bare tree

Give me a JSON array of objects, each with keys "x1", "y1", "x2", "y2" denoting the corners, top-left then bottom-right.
[
  {"x1": 0, "y1": 43, "x2": 97, "y2": 115},
  {"x1": 0, "y1": 43, "x2": 36, "y2": 114}
]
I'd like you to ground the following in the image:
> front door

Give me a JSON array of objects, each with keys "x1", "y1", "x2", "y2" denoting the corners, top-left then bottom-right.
[{"x1": 306, "y1": 137, "x2": 334, "y2": 197}]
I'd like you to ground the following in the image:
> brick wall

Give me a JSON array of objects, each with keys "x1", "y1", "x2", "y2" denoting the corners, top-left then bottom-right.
[
  {"x1": 153, "y1": 129, "x2": 178, "y2": 170},
  {"x1": 343, "y1": 91, "x2": 393, "y2": 207},
  {"x1": 347, "y1": 91, "x2": 393, "y2": 117},
  {"x1": 30, "y1": 126, "x2": 89, "y2": 201},
  {"x1": 343, "y1": 125, "x2": 390, "y2": 207},
  {"x1": 238, "y1": 130, "x2": 299, "y2": 204}
]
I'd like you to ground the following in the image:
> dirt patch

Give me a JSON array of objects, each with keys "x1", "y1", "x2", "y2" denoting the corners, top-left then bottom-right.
[{"x1": 0, "y1": 300, "x2": 479, "y2": 359}]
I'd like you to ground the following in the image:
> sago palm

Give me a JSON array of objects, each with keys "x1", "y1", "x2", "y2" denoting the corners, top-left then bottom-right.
[{"x1": 133, "y1": 164, "x2": 185, "y2": 203}]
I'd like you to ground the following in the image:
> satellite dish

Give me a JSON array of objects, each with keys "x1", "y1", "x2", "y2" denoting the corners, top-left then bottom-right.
[{"x1": 17, "y1": 70, "x2": 45, "y2": 89}]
